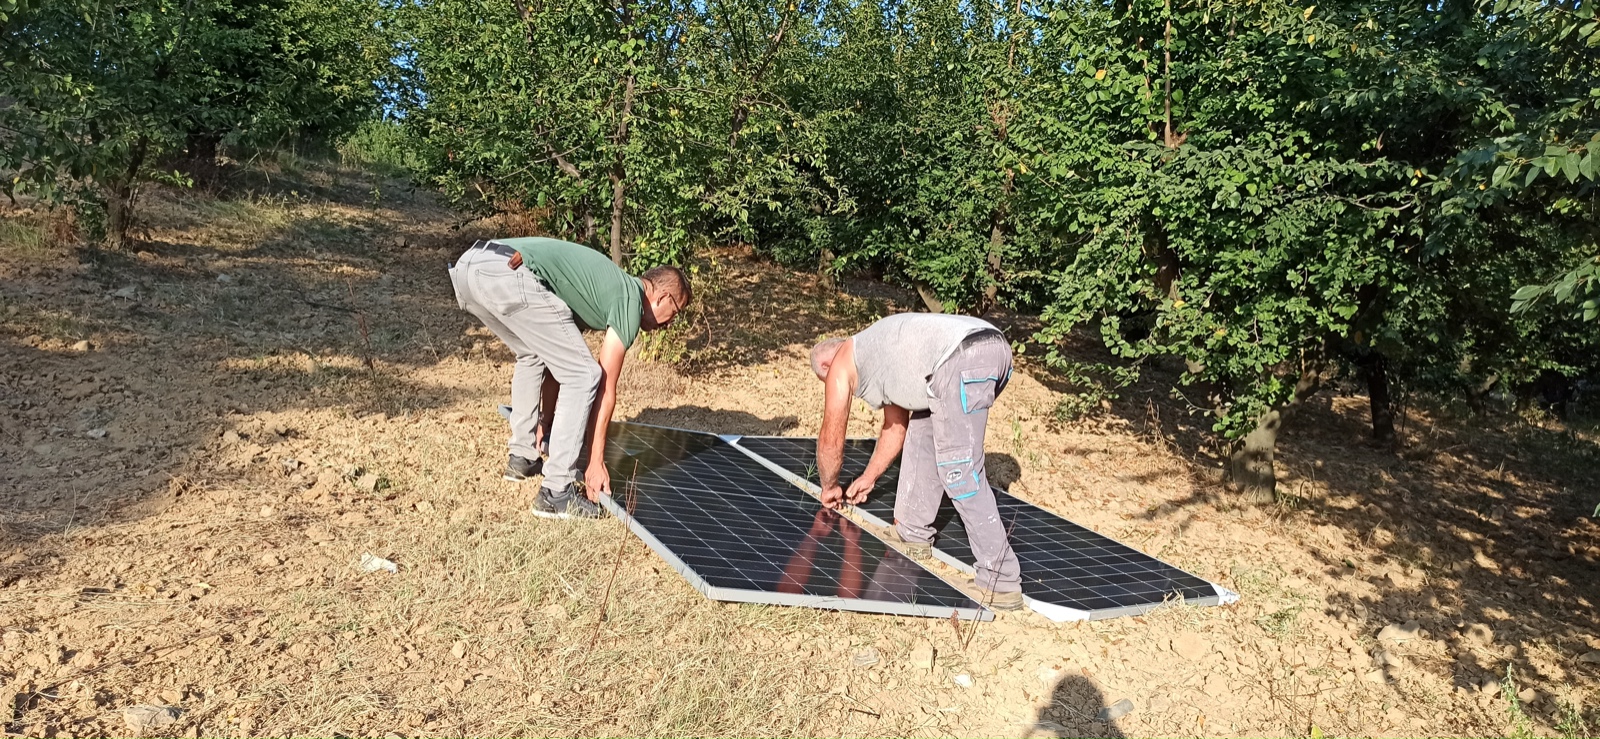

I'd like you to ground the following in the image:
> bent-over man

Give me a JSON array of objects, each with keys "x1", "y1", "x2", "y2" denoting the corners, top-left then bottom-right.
[
  {"x1": 449, "y1": 237, "x2": 690, "y2": 519},
  {"x1": 809, "y1": 313, "x2": 1023, "y2": 610}
]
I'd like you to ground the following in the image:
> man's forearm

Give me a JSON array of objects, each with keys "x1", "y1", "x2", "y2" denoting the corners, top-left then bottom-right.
[
  {"x1": 587, "y1": 378, "x2": 619, "y2": 465},
  {"x1": 863, "y1": 426, "x2": 905, "y2": 479},
  {"x1": 861, "y1": 405, "x2": 908, "y2": 479},
  {"x1": 588, "y1": 331, "x2": 627, "y2": 470},
  {"x1": 817, "y1": 432, "x2": 843, "y2": 490},
  {"x1": 817, "y1": 384, "x2": 850, "y2": 489}
]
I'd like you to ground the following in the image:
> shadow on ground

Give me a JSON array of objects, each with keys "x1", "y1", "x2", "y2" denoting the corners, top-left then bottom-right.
[
  {"x1": 626, "y1": 406, "x2": 799, "y2": 436},
  {"x1": 0, "y1": 158, "x2": 488, "y2": 583},
  {"x1": 1028, "y1": 673, "x2": 1128, "y2": 738}
]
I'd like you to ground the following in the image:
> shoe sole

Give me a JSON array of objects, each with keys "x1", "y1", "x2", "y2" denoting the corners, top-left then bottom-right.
[{"x1": 505, "y1": 473, "x2": 529, "y2": 482}]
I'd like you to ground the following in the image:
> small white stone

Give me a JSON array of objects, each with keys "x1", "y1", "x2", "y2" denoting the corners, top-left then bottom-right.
[
  {"x1": 358, "y1": 553, "x2": 398, "y2": 574},
  {"x1": 123, "y1": 704, "x2": 179, "y2": 734},
  {"x1": 1098, "y1": 698, "x2": 1135, "y2": 721}
]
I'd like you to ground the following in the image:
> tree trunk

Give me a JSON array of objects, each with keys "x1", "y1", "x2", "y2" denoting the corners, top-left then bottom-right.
[
  {"x1": 184, "y1": 129, "x2": 224, "y2": 191},
  {"x1": 1364, "y1": 352, "x2": 1396, "y2": 445},
  {"x1": 726, "y1": 13, "x2": 791, "y2": 149},
  {"x1": 1228, "y1": 409, "x2": 1280, "y2": 504},
  {"x1": 1149, "y1": 228, "x2": 1181, "y2": 301},
  {"x1": 978, "y1": 0, "x2": 1021, "y2": 317},
  {"x1": 104, "y1": 136, "x2": 151, "y2": 249},
  {"x1": 608, "y1": 166, "x2": 626, "y2": 265},
  {"x1": 1466, "y1": 372, "x2": 1500, "y2": 414},
  {"x1": 981, "y1": 169, "x2": 1012, "y2": 317},
  {"x1": 608, "y1": 70, "x2": 636, "y2": 265},
  {"x1": 982, "y1": 219, "x2": 1003, "y2": 315}
]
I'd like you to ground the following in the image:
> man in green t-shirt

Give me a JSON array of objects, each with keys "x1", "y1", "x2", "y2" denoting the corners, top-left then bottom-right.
[{"x1": 449, "y1": 237, "x2": 692, "y2": 518}]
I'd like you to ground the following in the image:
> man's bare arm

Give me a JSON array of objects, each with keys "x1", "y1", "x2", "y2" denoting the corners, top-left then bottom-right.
[
  {"x1": 844, "y1": 405, "x2": 907, "y2": 504},
  {"x1": 864, "y1": 405, "x2": 908, "y2": 479},
  {"x1": 816, "y1": 340, "x2": 855, "y2": 508},
  {"x1": 583, "y1": 328, "x2": 628, "y2": 499}
]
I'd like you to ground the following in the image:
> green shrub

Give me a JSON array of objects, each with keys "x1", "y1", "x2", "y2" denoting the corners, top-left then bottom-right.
[{"x1": 338, "y1": 119, "x2": 424, "y2": 176}]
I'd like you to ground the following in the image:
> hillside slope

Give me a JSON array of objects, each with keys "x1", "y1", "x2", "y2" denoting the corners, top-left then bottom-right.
[{"x1": 2, "y1": 158, "x2": 1597, "y2": 738}]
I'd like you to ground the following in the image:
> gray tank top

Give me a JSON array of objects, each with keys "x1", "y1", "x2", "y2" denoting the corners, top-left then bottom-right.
[{"x1": 851, "y1": 313, "x2": 1001, "y2": 410}]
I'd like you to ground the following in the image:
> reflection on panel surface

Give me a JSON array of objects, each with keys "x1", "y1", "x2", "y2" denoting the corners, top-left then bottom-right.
[
  {"x1": 603, "y1": 423, "x2": 989, "y2": 620},
  {"x1": 733, "y1": 436, "x2": 1229, "y2": 619}
]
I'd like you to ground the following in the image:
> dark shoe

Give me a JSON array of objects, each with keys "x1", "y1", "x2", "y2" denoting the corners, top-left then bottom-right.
[
  {"x1": 887, "y1": 527, "x2": 933, "y2": 561},
  {"x1": 504, "y1": 454, "x2": 543, "y2": 482},
  {"x1": 975, "y1": 585, "x2": 1025, "y2": 611},
  {"x1": 532, "y1": 483, "x2": 603, "y2": 520}
]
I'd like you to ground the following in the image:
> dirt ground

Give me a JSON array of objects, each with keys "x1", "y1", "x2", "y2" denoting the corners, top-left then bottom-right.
[{"x1": 3, "y1": 157, "x2": 1599, "y2": 738}]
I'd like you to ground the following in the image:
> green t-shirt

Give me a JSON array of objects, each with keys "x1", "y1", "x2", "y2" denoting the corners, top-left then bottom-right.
[{"x1": 497, "y1": 237, "x2": 645, "y2": 348}]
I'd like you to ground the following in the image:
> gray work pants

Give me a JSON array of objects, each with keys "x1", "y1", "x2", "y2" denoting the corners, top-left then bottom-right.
[
  {"x1": 895, "y1": 332, "x2": 1023, "y2": 593},
  {"x1": 449, "y1": 244, "x2": 599, "y2": 489}
]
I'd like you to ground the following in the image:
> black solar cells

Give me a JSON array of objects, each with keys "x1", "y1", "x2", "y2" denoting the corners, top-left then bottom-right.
[
  {"x1": 731, "y1": 436, "x2": 1232, "y2": 620},
  {"x1": 601, "y1": 423, "x2": 990, "y2": 620}
]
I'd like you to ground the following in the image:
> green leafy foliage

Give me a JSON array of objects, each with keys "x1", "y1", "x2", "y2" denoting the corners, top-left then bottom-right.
[
  {"x1": 1, "y1": 0, "x2": 388, "y2": 243},
  {"x1": 394, "y1": 0, "x2": 1596, "y2": 496},
  {"x1": 398, "y1": 0, "x2": 835, "y2": 267},
  {"x1": 18, "y1": 0, "x2": 1594, "y2": 501}
]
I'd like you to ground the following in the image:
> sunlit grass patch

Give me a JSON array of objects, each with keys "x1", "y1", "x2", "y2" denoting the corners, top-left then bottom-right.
[{"x1": 0, "y1": 213, "x2": 62, "y2": 258}]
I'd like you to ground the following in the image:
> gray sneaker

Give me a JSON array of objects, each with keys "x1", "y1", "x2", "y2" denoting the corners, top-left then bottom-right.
[
  {"x1": 532, "y1": 483, "x2": 603, "y2": 520},
  {"x1": 504, "y1": 454, "x2": 543, "y2": 482}
]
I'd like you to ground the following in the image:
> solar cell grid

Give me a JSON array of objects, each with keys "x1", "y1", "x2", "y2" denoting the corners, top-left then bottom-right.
[
  {"x1": 601, "y1": 423, "x2": 991, "y2": 620},
  {"x1": 730, "y1": 435, "x2": 1237, "y2": 621}
]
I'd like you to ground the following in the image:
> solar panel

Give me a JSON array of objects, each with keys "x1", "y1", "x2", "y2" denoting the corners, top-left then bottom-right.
[
  {"x1": 597, "y1": 422, "x2": 991, "y2": 620},
  {"x1": 730, "y1": 436, "x2": 1238, "y2": 621}
]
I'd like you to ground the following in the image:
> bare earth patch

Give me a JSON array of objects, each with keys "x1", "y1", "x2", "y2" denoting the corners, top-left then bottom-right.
[{"x1": 2, "y1": 160, "x2": 1597, "y2": 738}]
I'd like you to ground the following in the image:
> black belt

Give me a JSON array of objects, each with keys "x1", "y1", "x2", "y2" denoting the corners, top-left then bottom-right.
[{"x1": 471, "y1": 240, "x2": 518, "y2": 258}]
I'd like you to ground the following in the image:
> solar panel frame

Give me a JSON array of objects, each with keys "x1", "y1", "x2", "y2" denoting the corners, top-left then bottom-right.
[
  {"x1": 595, "y1": 422, "x2": 993, "y2": 621},
  {"x1": 729, "y1": 435, "x2": 1239, "y2": 622}
]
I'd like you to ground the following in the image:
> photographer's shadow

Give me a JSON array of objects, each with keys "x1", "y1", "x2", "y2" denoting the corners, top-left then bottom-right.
[{"x1": 1026, "y1": 673, "x2": 1129, "y2": 738}]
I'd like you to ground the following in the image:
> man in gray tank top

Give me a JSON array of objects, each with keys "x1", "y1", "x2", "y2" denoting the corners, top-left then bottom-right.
[{"x1": 809, "y1": 313, "x2": 1024, "y2": 610}]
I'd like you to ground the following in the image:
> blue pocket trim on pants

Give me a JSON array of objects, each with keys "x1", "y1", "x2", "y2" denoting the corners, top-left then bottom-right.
[
  {"x1": 960, "y1": 376, "x2": 1002, "y2": 414},
  {"x1": 951, "y1": 490, "x2": 980, "y2": 501}
]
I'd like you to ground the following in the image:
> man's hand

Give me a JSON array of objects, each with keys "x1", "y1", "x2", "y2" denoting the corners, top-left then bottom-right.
[
  {"x1": 820, "y1": 484, "x2": 845, "y2": 510},
  {"x1": 583, "y1": 464, "x2": 610, "y2": 501},
  {"x1": 844, "y1": 475, "x2": 876, "y2": 505}
]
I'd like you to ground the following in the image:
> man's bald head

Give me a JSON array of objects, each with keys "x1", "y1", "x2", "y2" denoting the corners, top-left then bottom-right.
[{"x1": 809, "y1": 337, "x2": 847, "y2": 380}]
